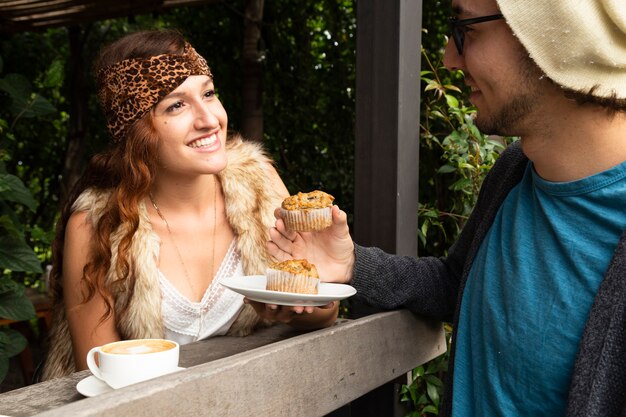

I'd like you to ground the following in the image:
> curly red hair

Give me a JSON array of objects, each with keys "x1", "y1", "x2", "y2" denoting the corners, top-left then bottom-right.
[{"x1": 49, "y1": 29, "x2": 187, "y2": 323}]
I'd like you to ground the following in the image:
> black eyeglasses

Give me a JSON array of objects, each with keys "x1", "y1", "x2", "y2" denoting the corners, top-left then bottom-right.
[{"x1": 449, "y1": 13, "x2": 504, "y2": 55}]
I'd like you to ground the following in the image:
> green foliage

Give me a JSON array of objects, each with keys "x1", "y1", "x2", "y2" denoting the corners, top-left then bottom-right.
[
  {"x1": 0, "y1": 32, "x2": 67, "y2": 285},
  {"x1": 401, "y1": 324, "x2": 452, "y2": 416},
  {"x1": 418, "y1": 48, "x2": 511, "y2": 253},
  {"x1": 261, "y1": 0, "x2": 356, "y2": 213},
  {"x1": 0, "y1": 170, "x2": 40, "y2": 382},
  {"x1": 0, "y1": 53, "x2": 47, "y2": 383}
]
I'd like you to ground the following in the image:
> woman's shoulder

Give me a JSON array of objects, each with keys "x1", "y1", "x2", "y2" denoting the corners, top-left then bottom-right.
[
  {"x1": 72, "y1": 187, "x2": 112, "y2": 211},
  {"x1": 65, "y1": 210, "x2": 94, "y2": 253}
]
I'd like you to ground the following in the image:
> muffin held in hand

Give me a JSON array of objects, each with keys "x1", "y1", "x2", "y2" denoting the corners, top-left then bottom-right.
[
  {"x1": 281, "y1": 190, "x2": 334, "y2": 232},
  {"x1": 266, "y1": 259, "x2": 320, "y2": 294}
]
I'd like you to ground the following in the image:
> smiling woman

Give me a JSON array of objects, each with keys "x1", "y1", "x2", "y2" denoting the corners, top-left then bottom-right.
[{"x1": 40, "y1": 29, "x2": 339, "y2": 381}]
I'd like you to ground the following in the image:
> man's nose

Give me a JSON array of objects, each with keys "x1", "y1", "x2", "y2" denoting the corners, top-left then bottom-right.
[{"x1": 442, "y1": 38, "x2": 464, "y2": 71}]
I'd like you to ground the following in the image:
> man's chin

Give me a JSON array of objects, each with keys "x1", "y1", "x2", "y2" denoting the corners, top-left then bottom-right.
[
  {"x1": 475, "y1": 112, "x2": 518, "y2": 137},
  {"x1": 474, "y1": 115, "x2": 498, "y2": 136}
]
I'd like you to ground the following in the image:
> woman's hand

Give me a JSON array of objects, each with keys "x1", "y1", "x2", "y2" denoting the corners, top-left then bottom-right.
[
  {"x1": 267, "y1": 205, "x2": 355, "y2": 284},
  {"x1": 244, "y1": 299, "x2": 338, "y2": 329}
]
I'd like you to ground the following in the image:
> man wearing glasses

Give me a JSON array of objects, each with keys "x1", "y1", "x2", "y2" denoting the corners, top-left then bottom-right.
[{"x1": 269, "y1": 0, "x2": 626, "y2": 416}]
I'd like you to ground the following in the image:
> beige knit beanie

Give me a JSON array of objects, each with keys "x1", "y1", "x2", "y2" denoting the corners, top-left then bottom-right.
[{"x1": 496, "y1": 0, "x2": 626, "y2": 98}]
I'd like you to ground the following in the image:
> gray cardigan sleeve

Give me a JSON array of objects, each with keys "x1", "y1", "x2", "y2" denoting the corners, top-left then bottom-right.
[
  {"x1": 350, "y1": 141, "x2": 529, "y2": 323},
  {"x1": 351, "y1": 242, "x2": 464, "y2": 321}
]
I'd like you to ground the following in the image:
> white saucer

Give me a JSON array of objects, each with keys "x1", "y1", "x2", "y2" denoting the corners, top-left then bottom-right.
[
  {"x1": 76, "y1": 367, "x2": 185, "y2": 397},
  {"x1": 76, "y1": 375, "x2": 111, "y2": 397},
  {"x1": 220, "y1": 275, "x2": 357, "y2": 306}
]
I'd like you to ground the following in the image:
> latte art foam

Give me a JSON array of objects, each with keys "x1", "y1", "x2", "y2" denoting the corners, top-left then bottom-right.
[{"x1": 101, "y1": 339, "x2": 176, "y2": 355}]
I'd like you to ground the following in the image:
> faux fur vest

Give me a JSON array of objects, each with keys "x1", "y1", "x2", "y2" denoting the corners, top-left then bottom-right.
[{"x1": 42, "y1": 137, "x2": 283, "y2": 380}]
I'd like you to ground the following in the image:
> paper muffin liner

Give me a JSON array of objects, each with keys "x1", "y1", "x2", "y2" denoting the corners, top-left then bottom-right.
[
  {"x1": 266, "y1": 269, "x2": 319, "y2": 294},
  {"x1": 281, "y1": 207, "x2": 332, "y2": 232}
]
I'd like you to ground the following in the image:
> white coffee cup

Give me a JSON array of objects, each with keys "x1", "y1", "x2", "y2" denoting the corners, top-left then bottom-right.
[{"x1": 86, "y1": 338, "x2": 180, "y2": 389}]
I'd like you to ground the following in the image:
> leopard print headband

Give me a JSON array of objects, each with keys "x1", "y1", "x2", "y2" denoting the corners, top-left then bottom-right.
[{"x1": 97, "y1": 42, "x2": 212, "y2": 142}]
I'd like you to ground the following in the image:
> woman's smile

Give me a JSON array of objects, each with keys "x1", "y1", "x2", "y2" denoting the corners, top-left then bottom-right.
[{"x1": 188, "y1": 132, "x2": 220, "y2": 150}]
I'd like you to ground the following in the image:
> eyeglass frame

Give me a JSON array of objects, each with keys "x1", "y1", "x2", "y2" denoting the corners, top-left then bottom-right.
[{"x1": 449, "y1": 13, "x2": 504, "y2": 55}]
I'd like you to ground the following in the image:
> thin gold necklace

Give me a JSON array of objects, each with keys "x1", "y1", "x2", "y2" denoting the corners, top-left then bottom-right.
[{"x1": 149, "y1": 177, "x2": 217, "y2": 300}]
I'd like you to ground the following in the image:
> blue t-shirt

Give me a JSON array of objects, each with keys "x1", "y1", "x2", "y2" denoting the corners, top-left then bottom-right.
[{"x1": 452, "y1": 160, "x2": 626, "y2": 416}]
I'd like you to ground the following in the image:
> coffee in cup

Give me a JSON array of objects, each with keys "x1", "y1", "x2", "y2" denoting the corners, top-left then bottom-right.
[{"x1": 86, "y1": 338, "x2": 180, "y2": 389}]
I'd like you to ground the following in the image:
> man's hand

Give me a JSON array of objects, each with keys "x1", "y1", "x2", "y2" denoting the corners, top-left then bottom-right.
[{"x1": 267, "y1": 205, "x2": 355, "y2": 284}]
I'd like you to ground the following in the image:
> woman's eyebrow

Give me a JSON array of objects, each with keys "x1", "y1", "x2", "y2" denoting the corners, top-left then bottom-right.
[{"x1": 162, "y1": 79, "x2": 214, "y2": 100}]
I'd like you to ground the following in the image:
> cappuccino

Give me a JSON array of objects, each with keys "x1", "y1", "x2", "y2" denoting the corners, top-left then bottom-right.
[
  {"x1": 101, "y1": 339, "x2": 176, "y2": 355},
  {"x1": 86, "y1": 338, "x2": 180, "y2": 389}
]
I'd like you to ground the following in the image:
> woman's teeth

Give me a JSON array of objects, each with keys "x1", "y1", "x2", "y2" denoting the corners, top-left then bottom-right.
[{"x1": 188, "y1": 135, "x2": 217, "y2": 148}]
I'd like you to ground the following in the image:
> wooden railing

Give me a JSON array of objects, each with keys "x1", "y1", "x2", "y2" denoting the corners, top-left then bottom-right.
[{"x1": 0, "y1": 310, "x2": 445, "y2": 417}]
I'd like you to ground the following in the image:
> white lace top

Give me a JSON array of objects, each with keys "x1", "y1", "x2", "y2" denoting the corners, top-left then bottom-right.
[{"x1": 159, "y1": 239, "x2": 245, "y2": 345}]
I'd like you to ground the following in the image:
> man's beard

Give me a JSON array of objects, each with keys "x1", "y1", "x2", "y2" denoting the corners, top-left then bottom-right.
[
  {"x1": 473, "y1": 49, "x2": 545, "y2": 137},
  {"x1": 474, "y1": 92, "x2": 536, "y2": 136}
]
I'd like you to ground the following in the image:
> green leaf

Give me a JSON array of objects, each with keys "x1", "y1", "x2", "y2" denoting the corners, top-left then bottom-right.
[
  {"x1": 450, "y1": 178, "x2": 473, "y2": 192},
  {"x1": 424, "y1": 80, "x2": 441, "y2": 93},
  {"x1": 445, "y1": 94, "x2": 459, "y2": 108},
  {"x1": 0, "y1": 174, "x2": 37, "y2": 211},
  {"x1": 437, "y1": 164, "x2": 456, "y2": 174},
  {"x1": 0, "y1": 214, "x2": 23, "y2": 240},
  {"x1": 43, "y1": 59, "x2": 64, "y2": 88},
  {"x1": 443, "y1": 83, "x2": 462, "y2": 93},
  {"x1": 0, "y1": 277, "x2": 20, "y2": 295},
  {"x1": 24, "y1": 94, "x2": 57, "y2": 118},
  {"x1": 458, "y1": 162, "x2": 476, "y2": 170},
  {"x1": 0, "y1": 289, "x2": 36, "y2": 321},
  {"x1": 420, "y1": 209, "x2": 440, "y2": 219},
  {"x1": 430, "y1": 109, "x2": 446, "y2": 119},
  {"x1": 0, "y1": 235, "x2": 43, "y2": 273},
  {"x1": 424, "y1": 374, "x2": 443, "y2": 387},
  {"x1": 423, "y1": 405, "x2": 439, "y2": 414},
  {"x1": 0, "y1": 74, "x2": 56, "y2": 119},
  {"x1": 0, "y1": 328, "x2": 28, "y2": 357},
  {"x1": 416, "y1": 393, "x2": 429, "y2": 405},
  {"x1": 0, "y1": 74, "x2": 31, "y2": 101},
  {"x1": 427, "y1": 381, "x2": 440, "y2": 404}
]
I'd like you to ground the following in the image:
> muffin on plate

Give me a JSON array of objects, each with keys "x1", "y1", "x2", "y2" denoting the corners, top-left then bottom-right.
[
  {"x1": 281, "y1": 190, "x2": 334, "y2": 232},
  {"x1": 266, "y1": 259, "x2": 320, "y2": 294}
]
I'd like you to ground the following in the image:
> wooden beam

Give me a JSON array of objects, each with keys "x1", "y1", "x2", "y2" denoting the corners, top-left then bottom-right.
[
  {"x1": 0, "y1": 0, "x2": 220, "y2": 32},
  {"x1": 4, "y1": 311, "x2": 444, "y2": 417}
]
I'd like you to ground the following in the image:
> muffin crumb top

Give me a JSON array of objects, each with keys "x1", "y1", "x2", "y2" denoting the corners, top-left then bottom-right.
[
  {"x1": 281, "y1": 190, "x2": 335, "y2": 210},
  {"x1": 269, "y1": 259, "x2": 319, "y2": 278}
]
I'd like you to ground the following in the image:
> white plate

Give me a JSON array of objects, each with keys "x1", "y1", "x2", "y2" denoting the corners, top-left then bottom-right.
[
  {"x1": 76, "y1": 367, "x2": 185, "y2": 397},
  {"x1": 220, "y1": 275, "x2": 356, "y2": 306}
]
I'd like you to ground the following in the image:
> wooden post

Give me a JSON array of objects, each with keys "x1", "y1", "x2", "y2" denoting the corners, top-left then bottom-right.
[
  {"x1": 62, "y1": 26, "x2": 89, "y2": 202},
  {"x1": 354, "y1": 0, "x2": 422, "y2": 257},
  {"x1": 352, "y1": 0, "x2": 423, "y2": 415},
  {"x1": 241, "y1": 0, "x2": 265, "y2": 141}
]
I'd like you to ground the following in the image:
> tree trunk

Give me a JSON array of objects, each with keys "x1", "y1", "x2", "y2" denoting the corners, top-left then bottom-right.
[{"x1": 241, "y1": 0, "x2": 264, "y2": 141}]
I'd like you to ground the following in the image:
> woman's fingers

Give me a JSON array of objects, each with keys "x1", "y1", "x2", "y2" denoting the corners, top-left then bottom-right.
[{"x1": 244, "y1": 298, "x2": 312, "y2": 323}]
